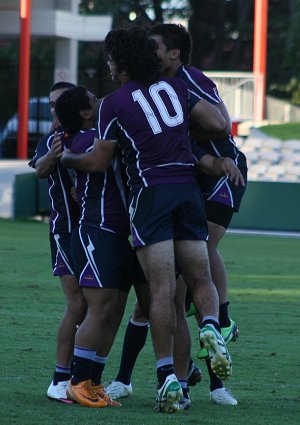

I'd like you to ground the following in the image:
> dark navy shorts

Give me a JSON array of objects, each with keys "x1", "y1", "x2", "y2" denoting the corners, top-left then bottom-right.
[
  {"x1": 205, "y1": 201, "x2": 234, "y2": 229},
  {"x1": 128, "y1": 183, "x2": 208, "y2": 248},
  {"x1": 50, "y1": 232, "x2": 75, "y2": 276},
  {"x1": 70, "y1": 224, "x2": 145, "y2": 291},
  {"x1": 197, "y1": 154, "x2": 248, "y2": 212}
]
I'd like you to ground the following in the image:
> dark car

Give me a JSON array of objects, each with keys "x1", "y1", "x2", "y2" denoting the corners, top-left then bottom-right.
[{"x1": 0, "y1": 97, "x2": 52, "y2": 158}]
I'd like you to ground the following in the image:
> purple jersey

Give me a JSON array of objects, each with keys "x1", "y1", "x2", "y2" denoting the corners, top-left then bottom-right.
[
  {"x1": 96, "y1": 77, "x2": 198, "y2": 190},
  {"x1": 176, "y1": 65, "x2": 247, "y2": 209},
  {"x1": 29, "y1": 132, "x2": 79, "y2": 234},
  {"x1": 175, "y1": 65, "x2": 245, "y2": 159},
  {"x1": 70, "y1": 129, "x2": 130, "y2": 238},
  {"x1": 176, "y1": 66, "x2": 222, "y2": 106}
]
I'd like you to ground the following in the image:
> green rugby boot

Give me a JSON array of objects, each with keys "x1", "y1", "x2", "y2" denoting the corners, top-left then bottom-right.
[{"x1": 199, "y1": 324, "x2": 232, "y2": 380}]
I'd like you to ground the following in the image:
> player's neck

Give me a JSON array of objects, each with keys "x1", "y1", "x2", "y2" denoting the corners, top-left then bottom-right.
[
  {"x1": 120, "y1": 73, "x2": 130, "y2": 86},
  {"x1": 164, "y1": 62, "x2": 182, "y2": 78}
]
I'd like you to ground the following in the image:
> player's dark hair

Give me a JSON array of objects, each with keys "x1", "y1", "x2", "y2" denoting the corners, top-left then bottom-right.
[
  {"x1": 55, "y1": 85, "x2": 91, "y2": 134},
  {"x1": 105, "y1": 27, "x2": 161, "y2": 85},
  {"x1": 50, "y1": 81, "x2": 76, "y2": 93},
  {"x1": 150, "y1": 23, "x2": 192, "y2": 65}
]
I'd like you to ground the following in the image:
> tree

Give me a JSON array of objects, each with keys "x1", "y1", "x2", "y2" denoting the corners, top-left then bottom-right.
[
  {"x1": 79, "y1": 0, "x2": 190, "y2": 27},
  {"x1": 188, "y1": 0, "x2": 253, "y2": 71},
  {"x1": 1, "y1": 0, "x2": 300, "y2": 127}
]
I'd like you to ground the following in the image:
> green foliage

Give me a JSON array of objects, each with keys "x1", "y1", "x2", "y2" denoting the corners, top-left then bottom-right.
[
  {"x1": 2, "y1": 0, "x2": 300, "y2": 124},
  {"x1": 30, "y1": 39, "x2": 55, "y2": 67},
  {"x1": 283, "y1": 0, "x2": 300, "y2": 72},
  {"x1": 269, "y1": 78, "x2": 300, "y2": 106},
  {"x1": 1, "y1": 218, "x2": 300, "y2": 424},
  {"x1": 0, "y1": 39, "x2": 19, "y2": 65},
  {"x1": 79, "y1": 0, "x2": 190, "y2": 22}
]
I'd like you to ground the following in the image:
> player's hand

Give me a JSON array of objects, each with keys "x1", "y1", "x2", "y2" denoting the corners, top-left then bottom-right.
[
  {"x1": 219, "y1": 157, "x2": 245, "y2": 186},
  {"x1": 60, "y1": 146, "x2": 73, "y2": 167},
  {"x1": 50, "y1": 131, "x2": 64, "y2": 159}
]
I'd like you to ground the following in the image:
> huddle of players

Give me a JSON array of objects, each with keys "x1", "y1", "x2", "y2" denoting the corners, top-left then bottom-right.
[{"x1": 30, "y1": 23, "x2": 247, "y2": 412}]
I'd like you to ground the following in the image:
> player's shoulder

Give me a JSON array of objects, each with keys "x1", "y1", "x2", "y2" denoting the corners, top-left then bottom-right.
[
  {"x1": 72, "y1": 129, "x2": 95, "y2": 152},
  {"x1": 100, "y1": 87, "x2": 123, "y2": 110},
  {"x1": 184, "y1": 66, "x2": 215, "y2": 85},
  {"x1": 161, "y1": 75, "x2": 189, "y2": 92}
]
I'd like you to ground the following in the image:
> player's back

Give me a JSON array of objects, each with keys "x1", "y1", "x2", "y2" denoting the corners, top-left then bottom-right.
[{"x1": 98, "y1": 77, "x2": 196, "y2": 189}]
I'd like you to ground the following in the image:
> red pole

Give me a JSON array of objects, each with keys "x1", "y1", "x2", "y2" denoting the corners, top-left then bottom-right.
[
  {"x1": 253, "y1": 0, "x2": 269, "y2": 122},
  {"x1": 17, "y1": 0, "x2": 31, "y2": 159}
]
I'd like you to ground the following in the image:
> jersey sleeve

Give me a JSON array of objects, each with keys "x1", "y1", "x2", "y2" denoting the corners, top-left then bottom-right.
[
  {"x1": 95, "y1": 96, "x2": 119, "y2": 142},
  {"x1": 191, "y1": 141, "x2": 208, "y2": 162},
  {"x1": 28, "y1": 133, "x2": 52, "y2": 168},
  {"x1": 188, "y1": 89, "x2": 204, "y2": 111},
  {"x1": 198, "y1": 73, "x2": 223, "y2": 105}
]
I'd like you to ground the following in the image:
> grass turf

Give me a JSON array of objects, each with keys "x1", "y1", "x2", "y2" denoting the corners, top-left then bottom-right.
[
  {"x1": 1, "y1": 218, "x2": 300, "y2": 424},
  {"x1": 258, "y1": 122, "x2": 300, "y2": 140}
]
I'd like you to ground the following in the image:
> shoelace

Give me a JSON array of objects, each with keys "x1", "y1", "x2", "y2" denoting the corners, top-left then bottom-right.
[
  {"x1": 92, "y1": 385, "x2": 121, "y2": 406},
  {"x1": 82, "y1": 381, "x2": 99, "y2": 400}
]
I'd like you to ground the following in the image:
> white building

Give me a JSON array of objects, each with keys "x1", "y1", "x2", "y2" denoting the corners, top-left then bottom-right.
[
  {"x1": 0, "y1": 1, "x2": 112, "y2": 216},
  {"x1": 0, "y1": 0, "x2": 112, "y2": 83}
]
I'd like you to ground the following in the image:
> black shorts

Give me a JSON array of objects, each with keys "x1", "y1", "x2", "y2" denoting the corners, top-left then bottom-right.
[
  {"x1": 128, "y1": 183, "x2": 208, "y2": 248},
  {"x1": 70, "y1": 224, "x2": 145, "y2": 291},
  {"x1": 50, "y1": 232, "x2": 75, "y2": 276},
  {"x1": 205, "y1": 201, "x2": 234, "y2": 229}
]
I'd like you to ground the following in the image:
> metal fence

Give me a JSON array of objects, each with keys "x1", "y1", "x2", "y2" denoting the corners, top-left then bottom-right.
[
  {"x1": 205, "y1": 71, "x2": 257, "y2": 121},
  {"x1": 205, "y1": 71, "x2": 300, "y2": 124}
]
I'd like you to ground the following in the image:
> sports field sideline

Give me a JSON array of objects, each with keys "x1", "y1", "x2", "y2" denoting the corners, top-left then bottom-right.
[{"x1": 1, "y1": 218, "x2": 299, "y2": 425}]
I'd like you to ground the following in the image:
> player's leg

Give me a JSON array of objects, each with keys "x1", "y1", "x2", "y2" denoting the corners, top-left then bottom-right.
[
  {"x1": 67, "y1": 225, "x2": 129, "y2": 407},
  {"x1": 184, "y1": 288, "x2": 202, "y2": 387},
  {"x1": 207, "y1": 221, "x2": 228, "y2": 305},
  {"x1": 47, "y1": 275, "x2": 87, "y2": 403},
  {"x1": 136, "y1": 240, "x2": 182, "y2": 413},
  {"x1": 67, "y1": 286, "x2": 121, "y2": 407},
  {"x1": 175, "y1": 239, "x2": 232, "y2": 381},
  {"x1": 106, "y1": 250, "x2": 151, "y2": 400},
  {"x1": 175, "y1": 240, "x2": 218, "y2": 319},
  {"x1": 137, "y1": 240, "x2": 176, "y2": 360},
  {"x1": 186, "y1": 301, "x2": 237, "y2": 404},
  {"x1": 82, "y1": 287, "x2": 123, "y2": 407},
  {"x1": 206, "y1": 358, "x2": 238, "y2": 405},
  {"x1": 206, "y1": 201, "x2": 239, "y2": 340},
  {"x1": 173, "y1": 276, "x2": 192, "y2": 410},
  {"x1": 47, "y1": 233, "x2": 87, "y2": 403},
  {"x1": 56, "y1": 275, "x2": 87, "y2": 370},
  {"x1": 106, "y1": 299, "x2": 149, "y2": 399}
]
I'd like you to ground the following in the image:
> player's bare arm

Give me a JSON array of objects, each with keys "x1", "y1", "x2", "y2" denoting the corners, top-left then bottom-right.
[
  {"x1": 190, "y1": 99, "x2": 226, "y2": 134},
  {"x1": 190, "y1": 102, "x2": 232, "y2": 142},
  {"x1": 196, "y1": 154, "x2": 245, "y2": 187},
  {"x1": 35, "y1": 131, "x2": 63, "y2": 178},
  {"x1": 60, "y1": 137, "x2": 116, "y2": 173}
]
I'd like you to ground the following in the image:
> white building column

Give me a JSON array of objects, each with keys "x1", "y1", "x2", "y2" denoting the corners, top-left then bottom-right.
[{"x1": 54, "y1": 37, "x2": 78, "y2": 84}]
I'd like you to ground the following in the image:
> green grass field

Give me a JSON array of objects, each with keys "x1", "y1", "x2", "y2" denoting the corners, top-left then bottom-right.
[
  {"x1": 1, "y1": 219, "x2": 300, "y2": 425},
  {"x1": 258, "y1": 122, "x2": 300, "y2": 140}
]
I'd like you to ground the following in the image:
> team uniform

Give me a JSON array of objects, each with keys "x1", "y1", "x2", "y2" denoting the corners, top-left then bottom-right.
[
  {"x1": 175, "y1": 65, "x2": 248, "y2": 228},
  {"x1": 96, "y1": 77, "x2": 208, "y2": 247},
  {"x1": 29, "y1": 132, "x2": 79, "y2": 275},
  {"x1": 68, "y1": 128, "x2": 144, "y2": 292}
]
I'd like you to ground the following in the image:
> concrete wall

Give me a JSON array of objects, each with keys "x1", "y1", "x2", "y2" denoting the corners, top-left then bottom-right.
[
  {"x1": 10, "y1": 173, "x2": 300, "y2": 233},
  {"x1": 230, "y1": 181, "x2": 300, "y2": 232}
]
